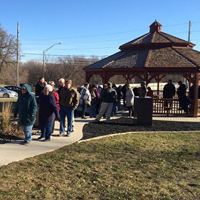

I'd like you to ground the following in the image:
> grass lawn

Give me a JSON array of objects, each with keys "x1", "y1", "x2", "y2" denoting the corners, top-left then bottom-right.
[{"x1": 0, "y1": 131, "x2": 200, "y2": 199}]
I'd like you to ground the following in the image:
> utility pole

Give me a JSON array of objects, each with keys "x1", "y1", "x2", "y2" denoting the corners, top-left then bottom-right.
[
  {"x1": 16, "y1": 22, "x2": 19, "y2": 86},
  {"x1": 188, "y1": 20, "x2": 191, "y2": 42}
]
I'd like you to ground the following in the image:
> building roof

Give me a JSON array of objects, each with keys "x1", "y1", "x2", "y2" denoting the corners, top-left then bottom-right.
[{"x1": 84, "y1": 21, "x2": 200, "y2": 70}]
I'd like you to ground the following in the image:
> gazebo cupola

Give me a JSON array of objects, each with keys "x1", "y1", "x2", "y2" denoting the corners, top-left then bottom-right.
[{"x1": 149, "y1": 20, "x2": 162, "y2": 33}]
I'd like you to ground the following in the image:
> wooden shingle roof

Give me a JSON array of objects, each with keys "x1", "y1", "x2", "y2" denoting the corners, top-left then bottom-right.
[{"x1": 84, "y1": 21, "x2": 200, "y2": 70}]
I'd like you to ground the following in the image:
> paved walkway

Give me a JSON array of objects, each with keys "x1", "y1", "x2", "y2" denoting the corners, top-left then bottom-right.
[
  {"x1": 0, "y1": 118, "x2": 86, "y2": 167},
  {"x1": 1, "y1": 114, "x2": 200, "y2": 167}
]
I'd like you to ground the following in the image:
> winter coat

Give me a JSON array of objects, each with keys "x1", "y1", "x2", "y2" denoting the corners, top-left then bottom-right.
[
  {"x1": 177, "y1": 84, "x2": 186, "y2": 98},
  {"x1": 59, "y1": 87, "x2": 79, "y2": 110},
  {"x1": 14, "y1": 84, "x2": 37, "y2": 126},
  {"x1": 163, "y1": 83, "x2": 176, "y2": 98},
  {"x1": 35, "y1": 81, "x2": 45, "y2": 96},
  {"x1": 52, "y1": 90, "x2": 60, "y2": 111},
  {"x1": 38, "y1": 92, "x2": 60, "y2": 122},
  {"x1": 101, "y1": 87, "x2": 117, "y2": 103}
]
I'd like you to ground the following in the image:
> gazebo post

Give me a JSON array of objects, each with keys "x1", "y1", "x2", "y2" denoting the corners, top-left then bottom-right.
[{"x1": 192, "y1": 72, "x2": 199, "y2": 117}]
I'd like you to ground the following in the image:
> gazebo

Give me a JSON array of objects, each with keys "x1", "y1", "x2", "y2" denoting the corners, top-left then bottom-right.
[{"x1": 84, "y1": 21, "x2": 200, "y2": 117}]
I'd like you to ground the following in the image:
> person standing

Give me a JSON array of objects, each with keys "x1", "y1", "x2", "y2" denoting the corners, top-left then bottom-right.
[
  {"x1": 116, "y1": 85, "x2": 122, "y2": 111},
  {"x1": 59, "y1": 79, "x2": 79, "y2": 136},
  {"x1": 49, "y1": 81, "x2": 60, "y2": 111},
  {"x1": 38, "y1": 84, "x2": 60, "y2": 141},
  {"x1": 57, "y1": 78, "x2": 65, "y2": 95},
  {"x1": 147, "y1": 87, "x2": 154, "y2": 97},
  {"x1": 139, "y1": 81, "x2": 147, "y2": 97},
  {"x1": 95, "y1": 82, "x2": 117, "y2": 123},
  {"x1": 163, "y1": 79, "x2": 176, "y2": 108},
  {"x1": 35, "y1": 77, "x2": 45, "y2": 97},
  {"x1": 14, "y1": 84, "x2": 37, "y2": 145},
  {"x1": 94, "y1": 81, "x2": 102, "y2": 114},
  {"x1": 49, "y1": 81, "x2": 60, "y2": 133},
  {"x1": 79, "y1": 82, "x2": 91, "y2": 119},
  {"x1": 89, "y1": 84, "x2": 98, "y2": 118},
  {"x1": 121, "y1": 80, "x2": 130, "y2": 106},
  {"x1": 58, "y1": 78, "x2": 76, "y2": 132},
  {"x1": 125, "y1": 84, "x2": 135, "y2": 117},
  {"x1": 177, "y1": 81, "x2": 188, "y2": 114}
]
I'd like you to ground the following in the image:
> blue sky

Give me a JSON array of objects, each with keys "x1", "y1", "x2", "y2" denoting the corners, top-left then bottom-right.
[{"x1": 1, "y1": 0, "x2": 200, "y2": 62}]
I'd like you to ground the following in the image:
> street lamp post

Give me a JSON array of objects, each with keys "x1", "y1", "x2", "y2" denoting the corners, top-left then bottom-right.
[{"x1": 42, "y1": 42, "x2": 61, "y2": 77}]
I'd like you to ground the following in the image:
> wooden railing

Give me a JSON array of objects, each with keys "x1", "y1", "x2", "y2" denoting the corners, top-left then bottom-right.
[{"x1": 153, "y1": 98, "x2": 187, "y2": 116}]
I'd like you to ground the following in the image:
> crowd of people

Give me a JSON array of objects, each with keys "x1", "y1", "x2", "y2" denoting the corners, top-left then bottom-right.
[
  {"x1": 14, "y1": 77, "x2": 194, "y2": 145},
  {"x1": 14, "y1": 77, "x2": 145, "y2": 145}
]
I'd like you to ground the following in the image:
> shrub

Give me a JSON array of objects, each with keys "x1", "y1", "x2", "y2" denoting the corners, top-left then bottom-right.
[
  {"x1": 1, "y1": 102, "x2": 12, "y2": 131},
  {"x1": 0, "y1": 102, "x2": 24, "y2": 142}
]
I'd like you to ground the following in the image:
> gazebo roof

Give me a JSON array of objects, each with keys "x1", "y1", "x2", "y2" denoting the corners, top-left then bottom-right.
[{"x1": 84, "y1": 21, "x2": 200, "y2": 70}]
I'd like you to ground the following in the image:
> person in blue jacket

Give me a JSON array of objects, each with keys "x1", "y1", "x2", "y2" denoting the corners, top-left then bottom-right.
[{"x1": 14, "y1": 84, "x2": 37, "y2": 145}]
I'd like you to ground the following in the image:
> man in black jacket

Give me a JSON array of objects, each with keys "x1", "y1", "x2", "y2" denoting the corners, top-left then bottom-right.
[
  {"x1": 163, "y1": 80, "x2": 176, "y2": 108},
  {"x1": 177, "y1": 81, "x2": 188, "y2": 114},
  {"x1": 35, "y1": 77, "x2": 45, "y2": 97}
]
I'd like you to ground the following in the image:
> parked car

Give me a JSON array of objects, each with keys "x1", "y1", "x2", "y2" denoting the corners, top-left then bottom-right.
[
  {"x1": 4, "y1": 86, "x2": 21, "y2": 94},
  {"x1": 0, "y1": 86, "x2": 18, "y2": 98},
  {"x1": 4, "y1": 85, "x2": 35, "y2": 96}
]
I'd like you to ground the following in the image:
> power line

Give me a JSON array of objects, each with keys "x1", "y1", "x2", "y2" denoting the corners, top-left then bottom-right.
[
  {"x1": 19, "y1": 22, "x2": 196, "y2": 42},
  {"x1": 21, "y1": 52, "x2": 108, "y2": 58}
]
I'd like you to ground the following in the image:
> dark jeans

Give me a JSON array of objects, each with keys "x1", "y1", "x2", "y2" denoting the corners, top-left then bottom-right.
[
  {"x1": 40, "y1": 120, "x2": 54, "y2": 140},
  {"x1": 82, "y1": 100, "x2": 88, "y2": 117},
  {"x1": 90, "y1": 103, "x2": 97, "y2": 117}
]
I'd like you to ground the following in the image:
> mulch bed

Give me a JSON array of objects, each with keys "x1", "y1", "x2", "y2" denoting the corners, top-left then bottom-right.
[
  {"x1": 82, "y1": 117, "x2": 200, "y2": 140},
  {"x1": 1, "y1": 117, "x2": 200, "y2": 143}
]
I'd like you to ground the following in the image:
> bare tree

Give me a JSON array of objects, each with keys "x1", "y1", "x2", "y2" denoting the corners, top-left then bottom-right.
[
  {"x1": 22, "y1": 56, "x2": 99, "y2": 87},
  {"x1": 22, "y1": 61, "x2": 43, "y2": 85},
  {"x1": 0, "y1": 24, "x2": 17, "y2": 84}
]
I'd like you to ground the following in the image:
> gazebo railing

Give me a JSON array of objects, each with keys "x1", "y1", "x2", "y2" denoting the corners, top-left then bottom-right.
[{"x1": 153, "y1": 98, "x2": 186, "y2": 116}]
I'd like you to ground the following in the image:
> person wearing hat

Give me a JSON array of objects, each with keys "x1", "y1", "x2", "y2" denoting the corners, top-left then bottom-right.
[
  {"x1": 95, "y1": 82, "x2": 117, "y2": 123},
  {"x1": 38, "y1": 84, "x2": 60, "y2": 141},
  {"x1": 49, "y1": 81, "x2": 60, "y2": 111}
]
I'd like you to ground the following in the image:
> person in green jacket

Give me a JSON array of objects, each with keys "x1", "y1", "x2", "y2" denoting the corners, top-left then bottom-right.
[{"x1": 14, "y1": 84, "x2": 37, "y2": 145}]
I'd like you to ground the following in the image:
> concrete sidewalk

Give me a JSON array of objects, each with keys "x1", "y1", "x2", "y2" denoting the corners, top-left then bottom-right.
[
  {"x1": 0, "y1": 118, "x2": 86, "y2": 167},
  {"x1": 1, "y1": 114, "x2": 200, "y2": 167}
]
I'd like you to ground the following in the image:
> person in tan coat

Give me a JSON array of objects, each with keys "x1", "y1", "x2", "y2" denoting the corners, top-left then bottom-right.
[{"x1": 59, "y1": 79, "x2": 79, "y2": 136}]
